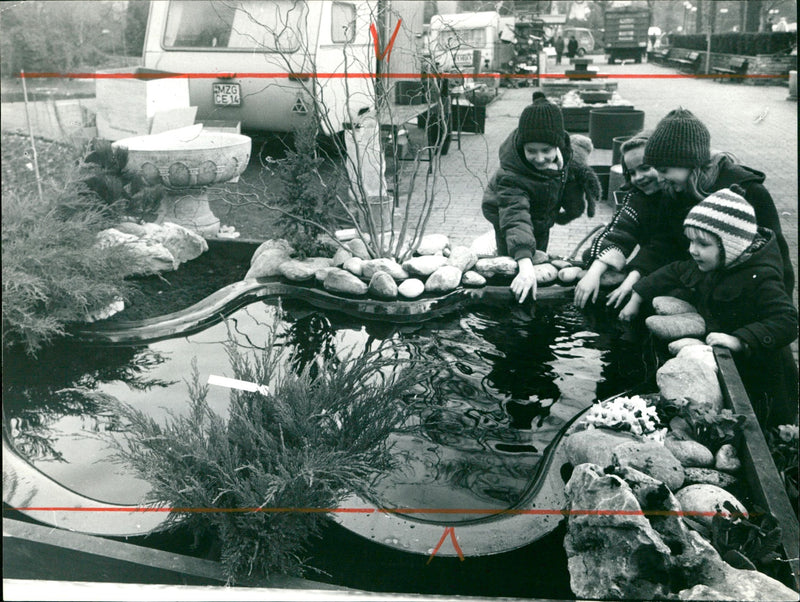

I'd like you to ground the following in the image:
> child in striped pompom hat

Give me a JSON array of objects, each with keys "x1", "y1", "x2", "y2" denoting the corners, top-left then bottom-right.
[{"x1": 620, "y1": 185, "x2": 798, "y2": 429}]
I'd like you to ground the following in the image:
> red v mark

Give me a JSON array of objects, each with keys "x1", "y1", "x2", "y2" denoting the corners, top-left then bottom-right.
[
  {"x1": 426, "y1": 526, "x2": 465, "y2": 564},
  {"x1": 370, "y1": 20, "x2": 402, "y2": 62}
]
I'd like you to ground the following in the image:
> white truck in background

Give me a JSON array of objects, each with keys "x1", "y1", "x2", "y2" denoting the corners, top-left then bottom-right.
[{"x1": 142, "y1": 0, "x2": 426, "y2": 135}]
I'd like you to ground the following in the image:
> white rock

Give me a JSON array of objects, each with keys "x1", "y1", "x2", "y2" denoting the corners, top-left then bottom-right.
[
  {"x1": 332, "y1": 247, "x2": 353, "y2": 267},
  {"x1": 96, "y1": 228, "x2": 177, "y2": 275},
  {"x1": 314, "y1": 267, "x2": 338, "y2": 284},
  {"x1": 461, "y1": 270, "x2": 486, "y2": 287},
  {"x1": 250, "y1": 238, "x2": 293, "y2": 266},
  {"x1": 398, "y1": 278, "x2": 425, "y2": 299},
  {"x1": 714, "y1": 444, "x2": 742, "y2": 473},
  {"x1": 368, "y1": 272, "x2": 398, "y2": 299},
  {"x1": 533, "y1": 263, "x2": 558, "y2": 285},
  {"x1": 346, "y1": 238, "x2": 371, "y2": 260},
  {"x1": 343, "y1": 256, "x2": 364, "y2": 277},
  {"x1": 653, "y1": 296, "x2": 699, "y2": 315},
  {"x1": 665, "y1": 435, "x2": 714, "y2": 468},
  {"x1": 674, "y1": 484, "x2": 747, "y2": 528},
  {"x1": 424, "y1": 266, "x2": 462, "y2": 293},
  {"x1": 402, "y1": 255, "x2": 448, "y2": 277},
  {"x1": 323, "y1": 269, "x2": 368, "y2": 296},
  {"x1": 361, "y1": 258, "x2": 408, "y2": 281},
  {"x1": 279, "y1": 258, "x2": 332, "y2": 282},
  {"x1": 657, "y1": 355, "x2": 723, "y2": 413},
  {"x1": 668, "y1": 338, "x2": 706, "y2": 355},
  {"x1": 474, "y1": 256, "x2": 518, "y2": 278},
  {"x1": 416, "y1": 234, "x2": 450, "y2": 256},
  {"x1": 85, "y1": 297, "x2": 125, "y2": 323},
  {"x1": 676, "y1": 345, "x2": 717, "y2": 374},
  {"x1": 145, "y1": 222, "x2": 208, "y2": 265},
  {"x1": 446, "y1": 246, "x2": 477, "y2": 272},
  {"x1": 558, "y1": 266, "x2": 583, "y2": 285},
  {"x1": 246, "y1": 248, "x2": 291, "y2": 279}
]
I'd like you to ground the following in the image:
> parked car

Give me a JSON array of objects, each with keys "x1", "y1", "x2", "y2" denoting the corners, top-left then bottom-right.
[{"x1": 561, "y1": 27, "x2": 595, "y2": 56}]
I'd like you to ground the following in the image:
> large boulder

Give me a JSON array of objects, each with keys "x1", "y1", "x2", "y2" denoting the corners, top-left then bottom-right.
[
  {"x1": 668, "y1": 338, "x2": 706, "y2": 356},
  {"x1": 323, "y1": 268, "x2": 368, "y2": 296},
  {"x1": 446, "y1": 246, "x2": 477, "y2": 272},
  {"x1": 368, "y1": 272, "x2": 398, "y2": 300},
  {"x1": 142, "y1": 221, "x2": 207, "y2": 265},
  {"x1": 332, "y1": 246, "x2": 352, "y2": 267},
  {"x1": 612, "y1": 441, "x2": 685, "y2": 491},
  {"x1": 246, "y1": 239, "x2": 293, "y2": 279},
  {"x1": 678, "y1": 563, "x2": 799, "y2": 600},
  {"x1": 646, "y1": 313, "x2": 706, "y2": 341},
  {"x1": 564, "y1": 464, "x2": 673, "y2": 600},
  {"x1": 279, "y1": 257, "x2": 333, "y2": 282},
  {"x1": 362, "y1": 258, "x2": 408, "y2": 281},
  {"x1": 653, "y1": 296, "x2": 698, "y2": 315},
  {"x1": 342, "y1": 256, "x2": 364, "y2": 277},
  {"x1": 249, "y1": 238, "x2": 293, "y2": 266},
  {"x1": 346, "y1": 238, "x2": 371, "y2": 260},
  {"x1": 677, "y1": 344, "x2": 717, "y2": 374},
  {"x1": 415, "y1": 233, "x2": 450, "y2": 256},
  {"x1": 657, "y1": 355, "x2": 723, "y2": 413},
  {"x1": 674, "y1": 484, "x2": 748, "y2": 528},
  {"x1": 96, "y1": 228, "x2": 177, "y2": 275},
  {"x1": 474, "y1": 256, "x2": 518, "y2": 279},
  {"x1": 665, "y1": 435, "x2": 714, "y2": 468},
  {"x1": 469, "y1": 229, "x2": 497, "y2": 258},
  {"x1": 402, "y1": 255, "x2": 448, "y2": 278},
  {"x1": 461, "y1": 270, "x2": 486, "y2": 287},
  {"x1": 682, "y1": 467, "x2": 738, "y2": 489},
  {"x1": 424, "y1": 266, "x2": 462, "y2": 293},
  {"x1": 563, "y1": 428, "x2": 640, "y2": 467}
]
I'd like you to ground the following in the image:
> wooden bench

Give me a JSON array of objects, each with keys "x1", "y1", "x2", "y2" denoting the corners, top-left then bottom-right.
[
  {"x1": 711, "y1": 57, "x2": 749, "y2": 82},
  {"x1": 670, "y1": 51, "x2": 702, "y2": 73}
]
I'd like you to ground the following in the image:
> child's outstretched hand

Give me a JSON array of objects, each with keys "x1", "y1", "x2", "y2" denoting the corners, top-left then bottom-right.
[
  {"x1": 511, "y1": 257, "x2": 537, "y2": 303},
  {"x1": 618, "y1": 292, "x2": 642, "y2": 322},
  {"x1": 706, "y1": 332, "x2": 744, "y2": 353}
]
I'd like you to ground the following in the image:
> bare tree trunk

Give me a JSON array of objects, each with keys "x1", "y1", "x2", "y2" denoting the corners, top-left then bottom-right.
[{"x1": 695, "y1": 0, "x2": 704, "y2": 34}]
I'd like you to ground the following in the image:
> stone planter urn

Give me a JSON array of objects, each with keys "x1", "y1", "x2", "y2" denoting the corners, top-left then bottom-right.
[{"x1": 113, "y1": 125, "x2": 251, "y2": 237}]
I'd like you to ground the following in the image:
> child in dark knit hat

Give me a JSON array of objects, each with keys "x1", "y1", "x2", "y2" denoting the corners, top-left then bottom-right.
[
  {"x1": 482, "y1": 98, "x2": 601, "y2": 302},
  {"x1": 642, "y1": 107, "x2": 794, "y2": 294},
  {"x1": 620, "y1": 187, "x2": 798, "y2": 429}
]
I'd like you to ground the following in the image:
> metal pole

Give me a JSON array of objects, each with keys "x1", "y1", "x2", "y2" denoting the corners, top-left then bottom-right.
[
  {"x1": 705, "y1": 29, "x2": 712, "y2": 74},
  {"x1": 20, "y1": 69, "x2": 44, "y2": 204}
]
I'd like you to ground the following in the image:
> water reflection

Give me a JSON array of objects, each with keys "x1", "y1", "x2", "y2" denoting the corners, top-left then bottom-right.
[{"x1": 3, "y1": 300, "x2": 649, "y2": 511}]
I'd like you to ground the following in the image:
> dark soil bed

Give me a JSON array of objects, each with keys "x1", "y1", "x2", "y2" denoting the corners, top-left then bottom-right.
[{"x1": 111, "y1": 240, "x2": 260, "y2": 322}]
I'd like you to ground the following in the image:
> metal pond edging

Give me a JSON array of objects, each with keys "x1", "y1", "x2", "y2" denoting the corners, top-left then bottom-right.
[
  {"x1": 714, "y1": 347, "x2": 800, "y2": 591},
  {"x1": 74, "y1": 278, "x2": 577, "y2": 345}
]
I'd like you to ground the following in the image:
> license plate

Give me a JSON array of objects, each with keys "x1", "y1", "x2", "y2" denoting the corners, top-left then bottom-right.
[{"x1": 213, "y1": 83, "x2": 241, "y2": 106}]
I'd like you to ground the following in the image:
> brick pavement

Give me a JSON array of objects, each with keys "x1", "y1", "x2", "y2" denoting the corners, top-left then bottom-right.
[{"x1": 398, "y1": 60, "x2": 797, "y2": 283}]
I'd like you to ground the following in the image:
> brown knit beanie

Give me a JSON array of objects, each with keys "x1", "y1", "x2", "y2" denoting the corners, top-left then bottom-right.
[
  {"x1": 516, "y1": 99, "x2": 567, "y2": 151},
  {"x1": 644, "y1": 108, "x2": 710, "y2": 168},
  {"x1": 684, "y1": 187, "x2": 757, "y2": 266}
]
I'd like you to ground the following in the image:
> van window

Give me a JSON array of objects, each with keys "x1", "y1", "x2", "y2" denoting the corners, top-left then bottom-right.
[
  {"x1": 163, "y1": 1, "x2": 307, "y2": 52},
  {"x1": 331, "y1": 2, "x2": 355, "y2": 43}
]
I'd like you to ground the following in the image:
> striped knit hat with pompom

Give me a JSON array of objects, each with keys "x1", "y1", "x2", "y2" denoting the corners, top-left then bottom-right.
[{"x1": 684, "y1": 186, "x2": 757, "y2": 266}]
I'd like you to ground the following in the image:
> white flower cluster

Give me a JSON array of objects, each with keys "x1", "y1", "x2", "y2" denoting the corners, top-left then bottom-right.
[{"x1": 583, "y1": 395, "x2": 665, "y2": 441}]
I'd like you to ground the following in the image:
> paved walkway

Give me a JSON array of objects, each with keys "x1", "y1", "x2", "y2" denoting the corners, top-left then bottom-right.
[{"x1": 400, "y1": 60, "x2": 797, "y2": 283}]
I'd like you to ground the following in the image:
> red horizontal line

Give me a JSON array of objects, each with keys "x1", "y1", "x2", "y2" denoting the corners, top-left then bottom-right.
[
  {"x1": 9, "y1": 506, "x2": 748, "y2": 518},
  {"x1": 16, "y1": 72, "x2": 786, "y2": 80}
]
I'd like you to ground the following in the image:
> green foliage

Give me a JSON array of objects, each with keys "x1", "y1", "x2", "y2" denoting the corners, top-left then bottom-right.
[
  {"x1": 2, "y1": 171, "x2": 148, "y2": 355},
  {"x1": 109, "y1": 327, "x2": 431, "y2": 582},
  {"x1": 270, "y1": 124, "x2": 342, "y2": 259},
  {"x1": 711, "y1": 502, "x2": 784, "y2": 576},
  {"x1": 766, "y1": 425, "x2": 799, "y2": 513},
  {"x1": 682, "y1": 406, "x2": 746, "y2": 453}
]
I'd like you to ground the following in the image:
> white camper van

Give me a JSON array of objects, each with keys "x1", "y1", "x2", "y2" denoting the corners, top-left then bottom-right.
[
  {"x1": 143, "y1": 1, "x2": 424, "y2": 134},
  {"x1": 428, "y1": 11, "x2": 502, "y2": 72}
]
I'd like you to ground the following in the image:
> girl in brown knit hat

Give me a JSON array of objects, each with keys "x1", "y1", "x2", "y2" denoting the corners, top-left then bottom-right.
[
  {"x1": 643, "y1": 107, "x2": 794, "y2": 294},
  {"x1": 482, "y1": 98, "x2": 601, "y2": 303}
]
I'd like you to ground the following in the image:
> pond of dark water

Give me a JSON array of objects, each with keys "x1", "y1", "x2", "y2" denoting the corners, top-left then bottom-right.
[{"x1": 3, "y1": 297, "x2": 654, "y2": 597}]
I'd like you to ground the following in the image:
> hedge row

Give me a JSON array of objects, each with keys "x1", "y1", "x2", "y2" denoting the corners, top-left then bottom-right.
[{"x1": 670, "y1": 32, "x2": 796, "y2": 55}]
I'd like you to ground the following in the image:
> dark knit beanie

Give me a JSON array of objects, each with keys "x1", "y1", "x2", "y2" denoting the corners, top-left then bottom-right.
[
  {"x1": 516, "y1": 99, "x2": 566, "y2": 151},
  {"x1": 644, "y1": 107, "x2": 710, "y2": 168},
  {"x1": 684, "y1": 187, "x2": 757, "y2": 266}
]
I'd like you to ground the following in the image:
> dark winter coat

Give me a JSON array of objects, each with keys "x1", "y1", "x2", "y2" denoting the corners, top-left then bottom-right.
[
  {"x1": 567, "y1": 38, "x2": 579, "y2": 56},
  {"x1": 482, "y1": 131, "x2": 601, "y2": 259},
  {"x1": 586, "y1": 160, "x2": 794, "y2": 292},
  {"x1": 555, "y1": 37, "x2": 565, "y2": 54},
  {"x1": 634, "y1": 228, "x2": 798, "y2": 428}
]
